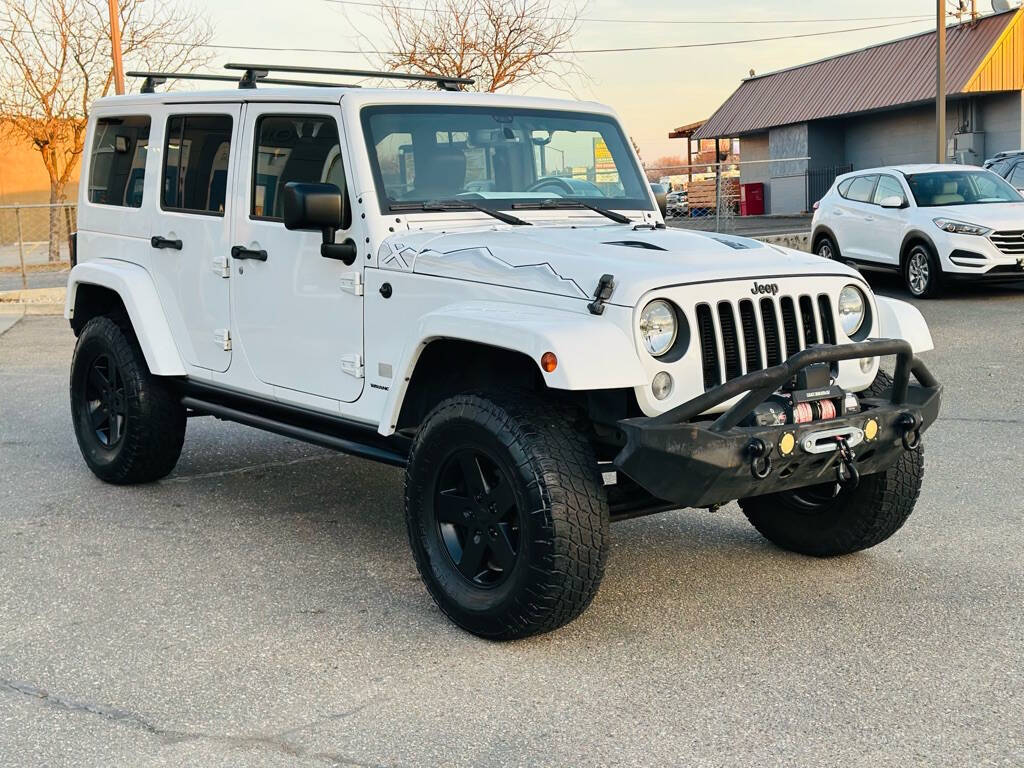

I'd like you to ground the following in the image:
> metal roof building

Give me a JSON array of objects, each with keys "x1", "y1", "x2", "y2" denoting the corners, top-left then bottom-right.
[{"x1": 693, "y1": 8, "x2": 1024, "y2": 214}]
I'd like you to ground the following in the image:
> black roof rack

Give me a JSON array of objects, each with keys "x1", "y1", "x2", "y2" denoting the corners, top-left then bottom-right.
[
  {"x1": 224, "y1": 63, "x2": 474, "y2": 91},
  {"x1": 126, "y1": 70, "x2": 360, "y2": 94}
]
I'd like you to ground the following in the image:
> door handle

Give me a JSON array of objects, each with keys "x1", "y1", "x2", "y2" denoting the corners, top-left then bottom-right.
[
  {"x1": 230, "y1": 245, "x2": 268, "y2": 261},
  {"x1": 151, "y1": 236, "x2": 182, "y2": 250},
  {"x1": 864, "y1": 216, "x2": 875, "y2": 222}
]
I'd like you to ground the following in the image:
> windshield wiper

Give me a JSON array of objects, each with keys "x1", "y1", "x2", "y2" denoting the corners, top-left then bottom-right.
[
  {"x1": 511, "y1": 198, "x2": 633, "y2": 225},
  {"x1": 391, "y1": 199, "x2": 531, "y2": 226}
]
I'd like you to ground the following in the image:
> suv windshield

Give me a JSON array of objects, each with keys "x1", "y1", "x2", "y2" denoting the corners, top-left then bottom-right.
[
  {"x1": 361, "y1": 105, "x2": 651, "y2": 212},
  {"x1": 905, "y1": 170, "x2": 1023, "y2": 207}
]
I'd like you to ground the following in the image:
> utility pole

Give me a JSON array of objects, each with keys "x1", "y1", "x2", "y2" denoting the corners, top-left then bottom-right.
[
  {"x1": 107, "y1": 0, "x2": 125, "y2": 95},
  {"x1": 936, "y1": 0, "x2": 947, "y2": 163}
]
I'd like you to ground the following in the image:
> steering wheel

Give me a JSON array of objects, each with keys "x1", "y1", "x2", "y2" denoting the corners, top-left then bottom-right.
[{"x1": 526, "y1": 177, "x2": 574, "y2": 195}]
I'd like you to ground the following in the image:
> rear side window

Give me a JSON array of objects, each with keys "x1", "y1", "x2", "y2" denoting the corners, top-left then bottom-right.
[
  {"x1": 836, "y1": 178, "x2": 854, "y2": 197},
  {"x1": 88, "y1": 116, "x2": 151, "y2": 208},
  {"x1": 251, "y1": 114, "x2": 345, "y2": 221},
  {"x1": 1008, "y1": 164, "x2": 1024, "y2": 189},
  {"x1": 162, "y1": 114, "x2": 233, "y2": 215},
  {"x1": 845, "y1": 175, "x2": 878, "y2": 203}
]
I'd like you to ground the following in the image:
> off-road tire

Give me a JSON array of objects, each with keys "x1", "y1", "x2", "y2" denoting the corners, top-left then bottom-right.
[
  {"x1": 903, "y1": 242, "x2": 943, "y2": 299},
  {"x1": 405, "y1": 392, "x2": 609, "y2": 640},
  {"x1": 70, "y1": 315, "x2": 186, "y2": 484},
  {"x1": 738, "y1": 371, "x2": 923, "y2": 557}
]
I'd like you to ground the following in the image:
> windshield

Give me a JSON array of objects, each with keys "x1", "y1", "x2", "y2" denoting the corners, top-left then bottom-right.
[
  {"x1": 905, "y1": 170, "x2": 1023, "y2": 207},
  {"x1": 361, "y1": 105, "x2": 651, "y2": 212}
]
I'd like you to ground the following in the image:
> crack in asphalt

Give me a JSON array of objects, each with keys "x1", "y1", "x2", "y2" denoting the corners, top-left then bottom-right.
[
  {"x1": 1, "y1": 677, "x2": 393, "y2": 767},
  {"x1": 163, "y1": 452, "x2": 343, "y2": 484}
]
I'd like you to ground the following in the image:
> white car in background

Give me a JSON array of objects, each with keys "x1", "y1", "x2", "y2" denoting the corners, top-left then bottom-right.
[{"x1": 811, "y1": 164, "x2": 1024, "y2": 297}]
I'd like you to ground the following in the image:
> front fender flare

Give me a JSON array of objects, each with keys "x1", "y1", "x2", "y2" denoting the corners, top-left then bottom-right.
[
  {"x1": 66, "y1": 260, "x2": 186, "y2": 376},
  {"x1": 377, "y1": 301, "x2": 646, "y2": 436},
  {"x1": 873, "y1": 295, "x2": 933, "y2": 353}
]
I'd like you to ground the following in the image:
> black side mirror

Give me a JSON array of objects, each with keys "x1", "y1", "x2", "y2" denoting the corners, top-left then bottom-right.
[{"x1": 282, "y1": 182, "x2": 357, "y2": 265}]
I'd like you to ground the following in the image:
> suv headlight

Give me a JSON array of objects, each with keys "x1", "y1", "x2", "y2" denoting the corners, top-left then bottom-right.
[
  {"x1": 837, "y1": 285, "x2": 866, "y2": 336},
  {"x1": 639, "y1": 300, "x2": 677, "y2": 357},
  {"x1": 933, "y1": 218, "x2": 991, "y2": 236}
]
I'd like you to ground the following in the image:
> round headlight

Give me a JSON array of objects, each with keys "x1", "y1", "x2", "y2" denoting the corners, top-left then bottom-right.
[
  {"x1": 837, "y1": 285, "x2": 866, "y2": 337},
  {"x1": 639, "y1": 300, "x2": 677, "y2": 357}
]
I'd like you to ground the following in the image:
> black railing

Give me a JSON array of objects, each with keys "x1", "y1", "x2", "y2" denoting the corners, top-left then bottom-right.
[{"x1": 806, "y1": 164, "x2": 852, "y2": 209}]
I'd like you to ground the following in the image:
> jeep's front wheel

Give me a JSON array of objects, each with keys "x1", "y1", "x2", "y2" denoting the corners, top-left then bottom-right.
[
  {"x1": 404, "y1": 392, "x2": 609, "y2": 640},
  {"x1": 70, "y1": 316, "x2": 186, "y2": 484},
  {"x1": 738, "y1": 445, "x2": 924, "y2": 557}
]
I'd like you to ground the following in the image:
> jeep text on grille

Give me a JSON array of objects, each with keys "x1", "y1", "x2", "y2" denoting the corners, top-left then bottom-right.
[{"x1": 64, "y1": 63, "x2": 942, "y2": 639}]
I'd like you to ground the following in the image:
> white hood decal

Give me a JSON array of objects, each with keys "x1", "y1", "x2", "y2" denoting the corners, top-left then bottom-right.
[{"x1": 415, "y1": 246, "x2": 589, "y2": 298}]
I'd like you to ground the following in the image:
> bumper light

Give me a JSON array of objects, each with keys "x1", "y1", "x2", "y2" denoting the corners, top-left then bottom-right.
[{"x1": 652, "y1": 371, "x2": 673, "y2": 400}]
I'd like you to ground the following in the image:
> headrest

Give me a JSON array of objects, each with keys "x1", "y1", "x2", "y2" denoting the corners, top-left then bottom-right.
[
  {"x1": 942, "y1": 181, "x2": 958, "y2": 194},
  {"x1": 415, "y1": 147, "x2": 467, "y2": 195}
]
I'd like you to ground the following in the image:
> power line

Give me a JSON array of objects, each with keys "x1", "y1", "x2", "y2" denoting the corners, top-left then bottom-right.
[
  {"x1": 319, "y1": 0, "x2": 935, "y2": 26},
  {"x1": 0, "y1": 18, "x2": 935, "y2": 56}
]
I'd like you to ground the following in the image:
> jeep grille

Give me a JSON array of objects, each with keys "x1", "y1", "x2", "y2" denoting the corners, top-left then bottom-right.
[{"x1": 695, "y1": 294, "x2": 837, "y2": 391}]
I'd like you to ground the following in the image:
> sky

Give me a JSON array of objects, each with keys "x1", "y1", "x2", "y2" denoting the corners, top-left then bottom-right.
[{"x1": 193, "y1": 0, "x2": 960, "y2": 161}]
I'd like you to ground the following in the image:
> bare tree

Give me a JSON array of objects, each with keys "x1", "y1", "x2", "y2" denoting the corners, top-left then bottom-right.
[
  {"x1": 377, "y1": 0, "x2": 583, "y2": 93},
  {"x1": 0, "y1": 0, "x2": 212, "y2": 261}
]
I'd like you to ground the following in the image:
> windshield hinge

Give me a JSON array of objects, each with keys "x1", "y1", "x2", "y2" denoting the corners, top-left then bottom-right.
[
  {"x1": 587, "y1": 274, "x2": 616, "y2": 316},
  {"x1": 341, "y1": 353, "x2": 364, "y2": 379},
  {"x1": 340, "y1": 272, "x2": 363, "y2": 296}
]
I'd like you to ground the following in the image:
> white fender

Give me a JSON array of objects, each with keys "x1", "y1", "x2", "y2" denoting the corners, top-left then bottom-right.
[
  {"x1": 378, "y1": 301, "x2": 646, "y2": 436},
  {"x1": 873, "y1": 295, "x2": 934, "y2": 353},
  {"x1": 65, "y1": 260, "x2": 186, "y2": 376}
]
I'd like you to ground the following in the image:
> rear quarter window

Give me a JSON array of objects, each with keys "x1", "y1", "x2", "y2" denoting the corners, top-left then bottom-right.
[{"x1": 88, "y1": 116, "x2": 151, "y2": 208}]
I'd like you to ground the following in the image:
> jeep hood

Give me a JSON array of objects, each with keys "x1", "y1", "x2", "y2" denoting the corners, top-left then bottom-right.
[{"x1": 378, "y1": 224, "x2": 859, "y2": 306}]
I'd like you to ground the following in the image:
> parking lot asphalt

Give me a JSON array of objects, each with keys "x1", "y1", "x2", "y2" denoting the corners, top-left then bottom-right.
[{"x1": 1, "y1": 276, "x2": 1022, "y2": 767}]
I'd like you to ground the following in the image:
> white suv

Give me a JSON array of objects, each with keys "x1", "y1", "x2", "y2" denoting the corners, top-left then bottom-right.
[
  {"x1": 66, "y1": 64, "x2": 941, "y2": 639},
  {"x1": 811, "y1": 164, "x2": 1024, "y2": 298}
]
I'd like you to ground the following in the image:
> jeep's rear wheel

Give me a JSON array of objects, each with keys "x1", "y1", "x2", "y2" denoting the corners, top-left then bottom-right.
[
  {"x1": 405, "y1": 392, "x2": 609, "y2": 640},
  {"x1": 71, "y1": 316, "x2": 186, "y2": 484}
]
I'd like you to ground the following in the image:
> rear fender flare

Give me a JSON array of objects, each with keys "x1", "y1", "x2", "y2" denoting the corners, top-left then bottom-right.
[{"x1": 66, "y1": 260, "x2": 186, "y2": 376}]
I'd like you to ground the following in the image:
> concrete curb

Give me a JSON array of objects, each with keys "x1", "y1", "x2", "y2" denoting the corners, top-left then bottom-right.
[
  {"x1": 0, "y1": 286, "x2": 66, "y2": 314},
  {"x1": 754, "y1": 232, "x2": 811, "y2": 252}
]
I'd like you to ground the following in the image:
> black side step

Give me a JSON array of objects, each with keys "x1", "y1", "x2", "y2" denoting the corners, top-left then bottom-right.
[{"x1": 180, "y1": 383, "x2": 409, "y2": 467}]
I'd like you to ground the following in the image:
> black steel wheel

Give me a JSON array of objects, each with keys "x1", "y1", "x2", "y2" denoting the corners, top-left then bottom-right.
[
  {"x1": 434, "y1": 447, "x2": 522, "y2": 588},
  {"x1": 71, "y1": 315, "x2": 186, "y2": 484},
  {"x1": 81, "y1": 353, "x2": 127, "y2": 448},
  {"x1": 405, "y1": 392, "x2": 609, "y2": 640}
]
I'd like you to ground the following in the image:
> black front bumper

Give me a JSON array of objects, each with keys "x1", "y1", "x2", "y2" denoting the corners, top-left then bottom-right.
[{"x1": 613, "y1": 340, "x2": 942, "y2": 509}]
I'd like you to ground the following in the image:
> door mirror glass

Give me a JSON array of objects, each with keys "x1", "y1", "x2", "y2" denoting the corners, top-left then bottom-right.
[
  {"x1": 282, "y1": 182, "x2": 344, "y2": 232},
  {"x1": 879, "y1": 195, "x2": 906, "y2": 209}
]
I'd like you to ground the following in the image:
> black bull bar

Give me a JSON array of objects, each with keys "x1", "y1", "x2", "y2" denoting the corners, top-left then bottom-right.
[{"x1": 613, "y1": 339, "x2": 942, "y2": 508}]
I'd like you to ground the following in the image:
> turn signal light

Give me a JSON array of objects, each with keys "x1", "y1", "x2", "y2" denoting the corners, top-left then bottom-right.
[{"x1": 541, "y1": 352, "x2": 558, "y2": 373}]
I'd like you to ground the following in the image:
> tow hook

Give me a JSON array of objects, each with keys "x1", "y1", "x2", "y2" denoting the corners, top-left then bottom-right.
[
  {"x1": 836, "y1": 436, "x2": 860, "y2": 490},
  {"x1": 898, "y1": 412, "x2": 922, "y2": 451},
  {"x1": 746, "y1": 437, "x2": 773, "y2": 480}
]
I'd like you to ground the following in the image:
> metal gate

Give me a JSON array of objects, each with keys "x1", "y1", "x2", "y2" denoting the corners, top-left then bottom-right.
[{"x1": 806, "y1": 165, "x2": 852, "y2": 209}]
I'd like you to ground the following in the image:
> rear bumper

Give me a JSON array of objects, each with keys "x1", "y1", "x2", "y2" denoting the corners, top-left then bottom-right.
[{"x1": 613, "y1": 339, "x2": 941, "y2": 508}]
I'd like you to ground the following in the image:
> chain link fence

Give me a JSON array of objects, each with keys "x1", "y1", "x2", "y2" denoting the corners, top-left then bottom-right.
[{"x1": 0, "y1": 203, "x2": 77, "y2": 290}]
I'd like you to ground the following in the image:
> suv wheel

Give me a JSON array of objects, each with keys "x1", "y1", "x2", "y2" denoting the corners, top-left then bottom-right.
[
  {"x1": 405, "y1": 392, "x2": 609, "y2": 640},
  {"x1": 70, "y1": 316, "x2": 186, "y2": 484},
  {"x1": 904, "y1": 243, "x2": 943, "y2": 298},
  {"x1": 815, "y1": 235, "x2": 838, "y2": 260},
  {"x1": 738, "y1": 371, "x2": 923, "y2": 557}
]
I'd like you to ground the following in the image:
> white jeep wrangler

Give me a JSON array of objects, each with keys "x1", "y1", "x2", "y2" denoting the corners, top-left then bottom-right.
[{"x1": 66, "y1": 65, "x2": 942, "y2": 639}]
